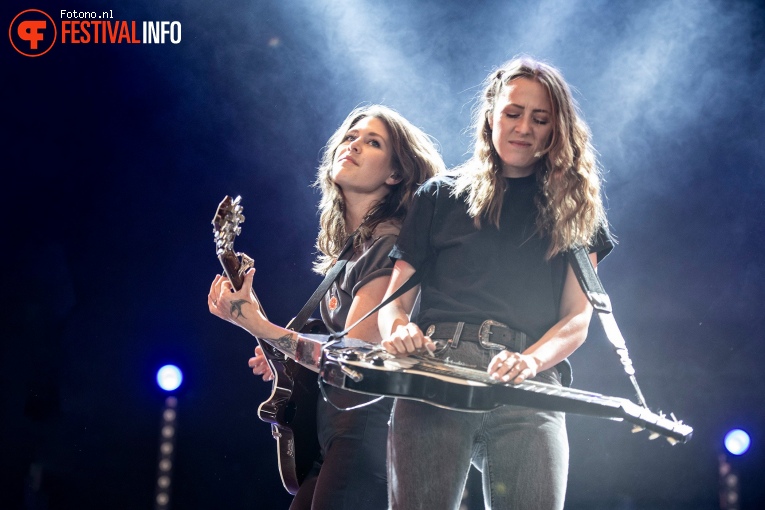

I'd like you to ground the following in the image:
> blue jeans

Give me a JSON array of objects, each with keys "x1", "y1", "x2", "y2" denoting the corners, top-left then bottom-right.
[{"x1": 387, "y1": 342, "x2": 568, "y2": 510}]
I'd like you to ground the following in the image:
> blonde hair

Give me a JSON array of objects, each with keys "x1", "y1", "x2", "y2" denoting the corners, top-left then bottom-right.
[
  {"x1": 453, "y1": 56, "x2": 606, "y2": 258},
  {"x1": 314, "y1": 105, "x2": 445, "y2": 274}
]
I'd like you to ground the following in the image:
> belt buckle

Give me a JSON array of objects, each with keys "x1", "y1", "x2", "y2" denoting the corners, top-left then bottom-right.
[{"x1": 478, "y1": 320, "x2": 509, "y2": 350}]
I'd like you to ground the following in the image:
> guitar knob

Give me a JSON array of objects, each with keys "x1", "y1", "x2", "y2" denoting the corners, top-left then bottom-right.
[
  {"x1": 342, "y1": 351, "x2": 359, "y2": 361},
  {"x1": 371, "y1": 356, "x2": 385, "y2": 367}
]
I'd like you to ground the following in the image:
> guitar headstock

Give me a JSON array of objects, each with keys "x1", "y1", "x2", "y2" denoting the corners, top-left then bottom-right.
[
  {"x1": 212, "y1": 195, "x2": 253, "y2": 291},
  {"x1": 212, "y1": 195, "x2": 245, "y2": 256},
  {"x1": 620, "y1": 400, "x2": 694, "y2": 444}
]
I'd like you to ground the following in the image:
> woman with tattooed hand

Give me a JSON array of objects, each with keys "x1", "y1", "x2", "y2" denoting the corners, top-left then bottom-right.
[{"x1": 208, "y1": 104, "x2": 444, "y2": 509}]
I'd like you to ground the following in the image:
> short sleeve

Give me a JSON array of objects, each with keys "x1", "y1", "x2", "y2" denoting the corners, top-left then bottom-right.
[
  {"x1": 589, "y1": 221, "x2": 616, "y2": 263},
  {"x1": 389, "y1": 178, "x2": 441, "y2": 270},
  {"x1": 347, "y1": 233, "x2": 399, "y2": 298}
]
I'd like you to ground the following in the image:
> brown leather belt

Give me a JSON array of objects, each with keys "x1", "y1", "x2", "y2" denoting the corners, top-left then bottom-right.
[{"x1": 423, "y1": 320, "x2": 529, "y2": 352}]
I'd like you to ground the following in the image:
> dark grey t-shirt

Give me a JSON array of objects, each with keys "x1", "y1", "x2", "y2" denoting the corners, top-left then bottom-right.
[
  {"x1": 391, "y1": 175, "x2": 613, "y2": 342},
  {"x1": 320, "y1": 222, "x2": 401, "y2": 334}
]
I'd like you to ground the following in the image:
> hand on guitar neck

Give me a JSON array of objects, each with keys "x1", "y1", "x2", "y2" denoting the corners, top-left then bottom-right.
[{"x1": 208, "y1": 268, "x2": 301, "y2": 359}]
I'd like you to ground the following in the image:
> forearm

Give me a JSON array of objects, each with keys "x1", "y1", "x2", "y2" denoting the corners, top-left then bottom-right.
[
  {"x1": 523, "y1": 308, "x2": 592, "y2": 373},
  {"x1": 377, "y1": 259, "x2": 419, "y2": 338},
  {"x1": 378, "y1": 298, "x2": 413, "y2": 338}
]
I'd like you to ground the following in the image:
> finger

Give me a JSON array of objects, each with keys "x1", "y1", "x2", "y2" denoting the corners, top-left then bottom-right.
[
  {"x1": 399, "y1": 334, "x2": 417, "y2": 353},
  {"x1": 208, "y1": 291, "x2": 222, "y2": 314},
  {"x1": 487, "y1": 350, "x2": 511, "y2": 374},
  {"x1": 208, "y1": 275, "x2": 221, "y2": 306},
  {"x1": 500, "y1": 359, "x2": 528, "y2": 383},
  {"x1": 404, "y1": 324, "x2": 428, "y2": 352},
  {"x1": 490, "y1": 352, "x2": 519, "y2": 380},
  {"x1": 251, "y1": 356, "x2": 267, "y2": 370},
  {"x1": 507, "y1": 366, "x2": 531, "y2": 384},
  {"x1": 423, "y1": 337, "x2": 436, "y2": 356},
  {"x1": 382, "y1": 337, "x2": 406, "y2": 355},
  {"x1": 211, "y1": 274, "x2": 228, "y2": 294},
  {"x1": 241, "y1": 268, "x2": 256, "y2": 294}
]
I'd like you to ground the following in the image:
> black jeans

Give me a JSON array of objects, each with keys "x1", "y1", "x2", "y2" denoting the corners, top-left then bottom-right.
[{"x1": 290, "y1": 386, "x2": 393, "y2": 510}]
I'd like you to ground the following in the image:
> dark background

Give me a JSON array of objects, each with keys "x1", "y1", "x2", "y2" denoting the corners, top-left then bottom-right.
[{"x1": 3, "y1": 0, "x2": 764, "y2": 508}]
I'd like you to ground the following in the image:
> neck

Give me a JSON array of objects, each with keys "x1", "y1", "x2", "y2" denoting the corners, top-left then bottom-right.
[
  {"x1": 342, "y1": 190, "x2": 388, "y2": 232},
  {"x1": 501, "y1": 165, "x2": 536, "y2": 178}
]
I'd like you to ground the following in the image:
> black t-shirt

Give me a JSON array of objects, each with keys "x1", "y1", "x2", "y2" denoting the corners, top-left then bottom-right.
[
  {"x1": 320, "y1": 222, "x2": 400, "y2": 334},
  {"x1": 391, "y1": 174, "x2": 614, "y2": 342}
]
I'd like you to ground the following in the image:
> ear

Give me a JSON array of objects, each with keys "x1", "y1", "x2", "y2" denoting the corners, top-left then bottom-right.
[
  {"x1": 385, "y1": 172, "x2": 403, "y2": 186},
  {"x1": 485, "y1": 109, "x2": 494, "y2": 131}
]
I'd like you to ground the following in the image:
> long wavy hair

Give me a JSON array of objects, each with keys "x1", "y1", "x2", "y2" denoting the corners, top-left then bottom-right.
[
  {"x1": 314, "y1": 105, "x2": 445, "y2": 274},
  {"x1": 453, "y1": 56, "x2": 606, "y2": 258}
]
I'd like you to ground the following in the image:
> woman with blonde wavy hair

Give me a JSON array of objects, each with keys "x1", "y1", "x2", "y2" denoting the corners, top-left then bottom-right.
[
  {"x1": 209, "y1": 104, "x2": 444, "y2": 509},
  {"x1": 378, "y1": 57, "x2": 614, "y2": 509}
]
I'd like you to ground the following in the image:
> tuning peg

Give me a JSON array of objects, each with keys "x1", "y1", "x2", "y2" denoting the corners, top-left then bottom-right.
[
  {"x1": 648, "y1": 432, "x2": 660, "y2": 440},
  {"x1": 666, "y1": 437, "x2": 678, "y2": 446},
  {"x1": 631, "y1": 425, "x2": 644, "y2": 434}
]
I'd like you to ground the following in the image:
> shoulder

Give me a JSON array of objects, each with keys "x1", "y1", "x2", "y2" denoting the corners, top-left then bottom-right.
[
  {"x1": 589, "y1": 221, "x2": 616, "y2": 262},
  {"x1": 357, "y1": 220, "x2": 401, "y2": 254},
  {"x1": 415, "y1": 174, "x2": 458, "y2": 199},
  {"x1": 370, "y1": 220, "x2": 401, "y2": 239}
]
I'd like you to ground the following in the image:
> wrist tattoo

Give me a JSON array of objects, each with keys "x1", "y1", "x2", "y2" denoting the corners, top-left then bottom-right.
[
  {"x1": 273, "y1": 333, "x2": 297, "y2": 355},
  {"x1": 230, "y1": 299, "x2": 248, "y2": 319}
]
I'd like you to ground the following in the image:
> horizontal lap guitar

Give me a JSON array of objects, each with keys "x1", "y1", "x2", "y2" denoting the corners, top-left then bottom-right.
[{"x1": 318, "y1": 340, "x2": 693, "y2": 444}]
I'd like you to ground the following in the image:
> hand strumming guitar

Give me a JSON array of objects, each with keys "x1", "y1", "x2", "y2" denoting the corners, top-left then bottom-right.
[{"x1": 249, "y1": 345, "x2": 274, "y2": 381}]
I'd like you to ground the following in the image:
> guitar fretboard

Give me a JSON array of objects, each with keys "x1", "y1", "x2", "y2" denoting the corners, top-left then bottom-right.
[{"x1": 381, "y1": 354, "x2": 624, "y2": 409}]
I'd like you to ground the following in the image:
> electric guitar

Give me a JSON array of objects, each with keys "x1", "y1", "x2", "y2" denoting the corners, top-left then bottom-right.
[
  {"x1": 212, "y1": 195, "x2": 321, "y2": 495},
  {"x1": 318, "y1": 341, "x2": 693, "y2": 444}
]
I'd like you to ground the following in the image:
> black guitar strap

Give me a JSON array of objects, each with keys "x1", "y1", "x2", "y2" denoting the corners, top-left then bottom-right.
[
  {"x1": 567, "y1": 247, "x2": 648, "y2": 409},
  {"x1": 286, "y1": 234, "x2": 357, "y2": 333}
]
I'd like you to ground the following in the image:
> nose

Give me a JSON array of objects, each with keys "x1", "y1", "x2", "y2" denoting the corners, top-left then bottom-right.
[
  {"x1": 348, "y1": 137, "x2": 362, "y2": 153},
  {"x1": 514, "y1": 115, "x2": 531, "y2": 135}
]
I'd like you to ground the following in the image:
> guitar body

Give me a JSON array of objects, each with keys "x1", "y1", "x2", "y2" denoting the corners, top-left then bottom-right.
[{"x1": 256, "y1": 319, "x2": 325, "y2": 495}]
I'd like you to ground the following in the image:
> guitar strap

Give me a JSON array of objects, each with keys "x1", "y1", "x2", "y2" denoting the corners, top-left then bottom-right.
[
  {"x1": 286, "y1": 234, "x2": 357, "y2": 333},
  {"x1": 296, "y1": 244, "x2": 649, "y2": 407},
  {"x1": 567, "y1": 247, "x2": 648, "y2": 409},
  {"x1": 332, "y1": 264, "x2": 424, "y2": 340}
]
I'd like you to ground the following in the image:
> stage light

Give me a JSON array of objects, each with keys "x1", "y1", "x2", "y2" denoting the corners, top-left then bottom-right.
[
  {"x1": 156, "y1": 365, "x2": 183, "y2": 392},
  {"x1": 724, "y1": 429, "x2": 751, "y2": 456},
  {"x1": 154, "y1": 396, "x2": 178, "y2": 509}
]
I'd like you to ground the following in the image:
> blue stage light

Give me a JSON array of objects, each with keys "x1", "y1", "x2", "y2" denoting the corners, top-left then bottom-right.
[
  {"x1": 156, "y1": 365, "x2": 183, "y2": 392},
  {"x1": 724, "y1": 429, "x2": 751, "y2": 456}
]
